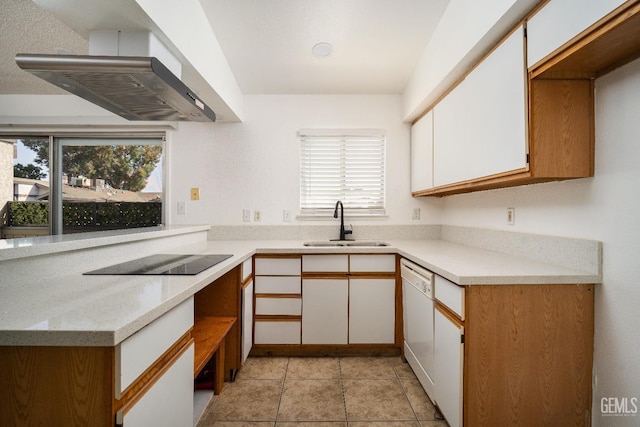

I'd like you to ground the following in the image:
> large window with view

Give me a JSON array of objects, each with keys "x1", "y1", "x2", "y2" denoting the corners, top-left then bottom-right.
[
  {"x1": 1, "y1": 135, "x2": 163, "y2": 239},
  {"x1": 299, "y1": 129, "x2": 386, "y2": 218}
]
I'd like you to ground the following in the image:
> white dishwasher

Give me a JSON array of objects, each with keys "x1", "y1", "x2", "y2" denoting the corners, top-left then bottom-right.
[{"x1": 401, "y1": 258, "x2": 435, "y2": 401}]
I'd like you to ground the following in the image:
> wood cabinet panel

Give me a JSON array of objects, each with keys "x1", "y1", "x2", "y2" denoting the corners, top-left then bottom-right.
[
  {"x1": 0, "y1": 346, "x2": 113, "y2": 427},
  {"x1": 464, "y1": 284, "x2": 594, "y2": 426},
  {"x1": 194, "y1": 266, "x2": 242, "y2": 380},
  {"x1": 529, "y1": 79, "x2": 594, "y2": 178}
]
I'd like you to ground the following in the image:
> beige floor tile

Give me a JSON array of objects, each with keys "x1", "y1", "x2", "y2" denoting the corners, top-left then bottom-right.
[
  {"x1": 419, "y1": 421, "x2": 449, "y2": 427},
  {"x1": 349, "y1": 422, "x2": 421, "y2": 427},
  {"x1": 205, "y1": 379, "x2": 283, "y2": 421},
  {"x1": 276, "y1": 423, "x2": 347, "y2": 427},
  {"x1": 400, "y1": 378, "x2": 438, "y2": 420},
  {"x1": 277, "y1": 379, "x2": 346, "y2": 421},
  {"x1": 339, "y1": 357, "x2": 397, "y2": 379},
  {"x1": 343, "y1": 379, "x2": 416, "y2": 421},
  {"x1": 393, "y1": 361, "x2": 419, "y2": 380},
  {"x1": 237, "y1": 357, "x2": 289, "y2": 380},
  {"x1": 198, "y1": 422, "x2": 275, "y2": 427},
  {"x1": 286, "y1": 357, "x2": 341, "y2": 379}
]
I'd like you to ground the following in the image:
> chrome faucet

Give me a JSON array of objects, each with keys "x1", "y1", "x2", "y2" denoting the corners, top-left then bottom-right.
[{"x1": 333, "y1": 200, "x2": 353, "y2": 241}]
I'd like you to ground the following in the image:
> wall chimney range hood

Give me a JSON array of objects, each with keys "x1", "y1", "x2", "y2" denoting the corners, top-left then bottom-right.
[{"x1": 15, "y1": 54, "x2": 216, "y2": 122}]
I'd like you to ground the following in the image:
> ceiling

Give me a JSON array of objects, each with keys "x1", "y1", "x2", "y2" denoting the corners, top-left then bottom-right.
[{"x1": 0, "y1": 0, "x2": 449, "y2": 97}]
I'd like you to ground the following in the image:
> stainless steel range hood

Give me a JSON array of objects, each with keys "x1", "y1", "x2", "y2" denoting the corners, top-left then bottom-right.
[{"x1": 15, "y1": 54, "x2": 216, "y2": 122}]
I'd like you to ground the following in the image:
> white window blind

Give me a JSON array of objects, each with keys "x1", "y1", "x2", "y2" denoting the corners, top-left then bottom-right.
[{"x1": 299, "y1": 129, "x2": 386, "y2": 216}]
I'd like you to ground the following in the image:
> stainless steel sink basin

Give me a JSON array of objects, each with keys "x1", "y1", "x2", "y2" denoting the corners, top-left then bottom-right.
[{"x1": 303, "y1": 241, "x2": 390, "y2": 247}]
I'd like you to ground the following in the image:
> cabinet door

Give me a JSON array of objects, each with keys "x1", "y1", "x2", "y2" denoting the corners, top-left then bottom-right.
[
  {"x1": 434, "y1": 306, "x2": 464, "y2": 427},
  {"x1": 411, "y1": 110, "x2": 434, "y2": 192},
  {"x1": 349, "y1": 278, "x2": 395, "y2": 344},
  {"x1": 434, "y1": 26, "x2": 527, "y2": 187},
  {"x1": 302, "y1": 279, "x2": 348, "y2": 344},
  {"x1": 527, "y1": 0, "x2": 626, "y2": 67},
  {"x1": 242, "y1": 280, "x2": 253, "y2": 363},
  {"x1": 117, "y1": 343, "x2": 194, "y2": 427}
]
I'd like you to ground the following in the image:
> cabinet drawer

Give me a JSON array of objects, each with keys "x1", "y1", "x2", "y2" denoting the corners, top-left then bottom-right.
[
  {"x1": 302, "y1": 254, "x2": 348, "y2": 272},
  {"x1": 241, "y1": 257, "x2": 253, "y2": 282},
  {"x1": 254, "y1": 320, "x2": 301, "y2": 344},
  {"x1": 255, "y1": 257, "x2": 301, "y2": 275},
  {"x1": 115, "y1": 297, "x2": 194, "y2": 398},
  {"x1": 255, "y1": 297, "x2": 302, "y2": 315},
  {"x1": 255, "y1": 276, "x2": 301, "y2": 294},
  {"x1": 350, "y1": 254, "x2": 396, "y2": 273},
  {"x1": 435, "y1": 276, "x2": 465, "y2": 320}
]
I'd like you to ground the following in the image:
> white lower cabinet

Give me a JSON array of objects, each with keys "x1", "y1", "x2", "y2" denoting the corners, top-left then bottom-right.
[
  {"x1": 302, "y1": 278, "x2": 349, "y2": 344},
  {"x1": 117, "y1": 343, "x2": 194, "y2": 427},
  {"x1": 434, "y1": 305, "x2": 464, "y2": 427},
  {"x1": 242, "y1": 279, "x2": 254, "y2": 363},
  {"x1": 349, "y1": 278, "x2": 395, "y2": 344}
]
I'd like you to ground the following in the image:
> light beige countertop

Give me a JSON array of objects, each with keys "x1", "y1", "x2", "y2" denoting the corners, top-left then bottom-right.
[{"x1": 0, "y1": 234, "x2": 601, "y2": 347}]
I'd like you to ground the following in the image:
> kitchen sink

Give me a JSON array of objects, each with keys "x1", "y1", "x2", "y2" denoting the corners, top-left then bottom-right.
[{"x1": 303, "y1": 240, "x2": 390, "y2": 247}]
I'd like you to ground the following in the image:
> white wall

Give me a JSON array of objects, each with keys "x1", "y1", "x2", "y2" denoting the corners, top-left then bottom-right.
[
  {"x1": 167, "y1": 94, "x2": 441, "y2": 226},
  {"x1": 440, "y1": 58, "x2": 640, "y2": 425}
]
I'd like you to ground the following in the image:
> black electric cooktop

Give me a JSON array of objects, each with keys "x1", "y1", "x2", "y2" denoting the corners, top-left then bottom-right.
[{"x1": 83, "y1": 254, "x2": 233, "y2": 276}]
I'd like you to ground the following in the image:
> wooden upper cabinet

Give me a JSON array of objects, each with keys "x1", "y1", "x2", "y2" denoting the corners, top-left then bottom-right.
[{"x1": 414, "y1": 0, "x2": 640, "y2": 197}]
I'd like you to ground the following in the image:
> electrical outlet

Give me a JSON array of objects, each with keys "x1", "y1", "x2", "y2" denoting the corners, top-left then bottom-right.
[
  {"x1": 507, "y1": 207, "x2": 515, "y2": 225},
  {"x1": 254, "y1": 210, "x2": 262, "y2": 221},
  {"x1": 177, "y1": 202, "x2": 186, "y2": 215},
  {"x1": 412, "y1": 207, "x2": 421, "y2": 220},
  {"x1": 283, "y1": 210, "x2": 292, "y2": 222},
  {"x1": 243, "y1": 209, "x2": 251, "y2": 222},
  {"x1": 190, "y1": 187, "x2": 200, "y2": 200}
]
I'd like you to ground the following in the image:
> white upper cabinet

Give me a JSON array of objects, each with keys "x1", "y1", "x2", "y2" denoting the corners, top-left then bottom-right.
[
  {"x1": 527, "y1": 0, "x2": 626, "y2": 68},
  {"x1": 410, "y1": 110, "x2": 434, "y2": 192},
  {"x1": 433, "y1": 25, "x2": 528, "y2": 188}
]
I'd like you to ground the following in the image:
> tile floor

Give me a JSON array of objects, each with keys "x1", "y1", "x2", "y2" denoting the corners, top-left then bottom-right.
[{"x1": 197, "y1": 356, "x2": 448, "y2": 427}]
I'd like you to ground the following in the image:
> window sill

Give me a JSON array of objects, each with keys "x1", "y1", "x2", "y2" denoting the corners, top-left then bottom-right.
[{"x1": 296, "y1": 214, "x2": 389, "y2": 221}]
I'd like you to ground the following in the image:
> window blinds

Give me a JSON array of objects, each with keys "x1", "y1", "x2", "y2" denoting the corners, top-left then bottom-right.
[{"x1": 299, "y1": 129, "x2": 386, "y2": 216}]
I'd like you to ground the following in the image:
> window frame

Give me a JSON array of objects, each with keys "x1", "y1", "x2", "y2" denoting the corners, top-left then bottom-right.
[
  {"x1": 298, "y1": 128, "x2": 387, "y2": 219},
  {"x1": 4, "y1": 131, "x2": 165, "y2": 236}
]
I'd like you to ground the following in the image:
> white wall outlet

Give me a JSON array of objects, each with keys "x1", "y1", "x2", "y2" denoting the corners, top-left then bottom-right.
[
  {"x1": 177, "y1": 201, "x2": 186, "y2": 215},
  {"x1": 254, "y1": 210, "x2": 262, "y2": 221},
  {"x1": 243, "y1": 209, "x2": 251, "y2": 222},
  {"x1": 283, "y1": 210, "x2": 291, "y2": 222},
  {"x1": 412, "y1": 207, "x2": 421, "y2": 220},
  {"x1": 507, "y1": 207, "x2": 515, "y2": 225}
]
